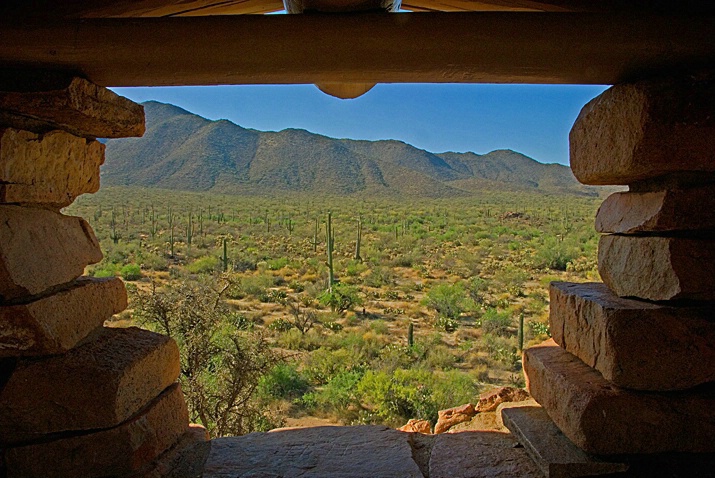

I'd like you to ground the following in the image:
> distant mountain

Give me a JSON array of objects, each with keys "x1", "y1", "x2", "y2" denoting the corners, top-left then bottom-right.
[{"x1": 102, "y1": 101, "x2": 598, "y2": 198}]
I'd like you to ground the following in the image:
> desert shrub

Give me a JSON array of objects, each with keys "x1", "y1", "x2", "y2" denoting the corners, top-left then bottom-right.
[
  {"x1": 423, "y1": 283, "x2": 466, "y2": 320},
  {"x1": 267, "y1": 257, "x2": 289, "y2": 270},
  {"x1": 133, "y1": 279, "x2": 278, "y2": 437},
  {"x1": 319, "y1": 283, "x2": 362, "y2": 313},
  {"x1": 141, "y1": 252, "x2": 169, "y2": 271},
  {"x1": 364, "y1": 266, "x2": 394, "y2": 287},
  {"x1": 120, "y1": 263, "x2": 142, "y2": 281},
  {"x1": 268, "y1": 318, "x2": 294, "y2": 332},
  {"x1": 535, "y1": 237, "x2": 579, "y2": 271},
  {"x1": 480, "y1": 308, "x2": 513, "y2": 337},
  {"x1": 92, "y1": 263, "x2": 118, "y2": 278},
  {"x1": 187, "y1": 255, "x2": 219, "y2": 274},
  {"x1": 258, "y1": 363, "x2": 309, "y2": 400}
]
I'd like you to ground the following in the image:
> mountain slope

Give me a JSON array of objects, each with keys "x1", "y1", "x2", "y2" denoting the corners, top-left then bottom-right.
[{"x1": 102, "y1": 101, "x2": 596, "y2": 197}]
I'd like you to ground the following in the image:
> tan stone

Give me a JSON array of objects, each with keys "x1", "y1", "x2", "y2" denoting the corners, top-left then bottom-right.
[
  {"x1": 595, "y1": 186, "x2": 715, "y2": 233},
  {"x1": 598, "y1": 235, "x2": 715, "y2": 301},
  {"x1": 570, "y1": 76, "x2": 715, "y2": 185},
  {"x1": 476, "y1": 386, "x2": 531, "y2": 412},
  {"x1": 203, "y1": 426, "x2": 423, "y2": 478},
  {"x1": 0, "y1": 128, "x2": 104, "y2": 208},
  {"x1": 0, "y1": 327, "x2": 180, "y2": 444},
  {"x1": 0, "y1": 277, "x2": 127, "y2": 357},
  {"x1": 4, "y1": 383, "x2": 188, "y2": 478},
  {"x1": 0, "y1": 75, "x2": 145, "y2": 139},
  {"x1": 550, "y1": 282, "x2": 715, "y2": 390},
  {"x1": 0, "y1": 205, "x2": 102, "y2": 301},
  {"x1": 446, "y1": 412, "x2": 499, "y2": 432},
  {"x1": 398, "y1": 418, "x2": 432, "y2": 434},
  {"x1": 524, "y1": 339, "x2": 715, "y2": 455},
  {"x1": 429, "y1": 431, "x2": 541, "y2": 478},
  {"x1": 434, "y1": 403, "x2": 476, "y2": 434}
]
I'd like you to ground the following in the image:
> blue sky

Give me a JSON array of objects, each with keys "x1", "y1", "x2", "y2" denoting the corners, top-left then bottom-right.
[{"x1": 111, "y1": 84, "x2": 608, "y2": 166}]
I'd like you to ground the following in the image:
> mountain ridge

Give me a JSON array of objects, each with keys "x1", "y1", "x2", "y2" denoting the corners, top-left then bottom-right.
[{"x1": 102, "y1": 101, "x2": 599, "y2": 198}]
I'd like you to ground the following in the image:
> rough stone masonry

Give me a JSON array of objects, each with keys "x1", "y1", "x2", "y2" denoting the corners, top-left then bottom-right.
[
  {"x1": 517, "y1": 74, "x2": 715, "y2": 461},
  {"x1": 0, "y1": 74, "x2": 205, "y2": 478}
]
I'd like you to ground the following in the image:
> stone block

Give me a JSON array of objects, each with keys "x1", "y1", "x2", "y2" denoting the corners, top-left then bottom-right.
[
  {"x1": 203, "y1": 426, "x2": 423, "y2": 478},
  {"x1": 501, "y1": 405, "x2": 629, "y2": 478},
  {"x1": 429, "y1": 430, "x2": 540, "y2": 478},
  {"x1": 524, "y1": 339, "x2": 715, "y2": 455},
  {"x1": 0, "y1": 205, "x2": 102, "y2": 301},
  {"x1": 0, "y1": 128, "x2": 104, "y2": 208},
  {"x1": 595, "y1": 186, "x2": 715, "y2": 233},
  {"x1": 4, "y1": 383, "x2": 188, "y2": 478},
  {"x1": 550, "y1": 282, "x2": 715, "y2": 390},
  {"x1": 570, "y1": 75, "x2": 715, "y2": 185},
  {"x1": 0, "y1": 327, "x2": 180, "y2": 444},
  {"x1": 0, "y1": 276, "x2": 127, "y2": 357},
  {"x1": 598, "y1": 235, "x2": 715, "y2": 301},
  {"x1": 0, "y1": 74, "x2": 145, "y2": 139}
]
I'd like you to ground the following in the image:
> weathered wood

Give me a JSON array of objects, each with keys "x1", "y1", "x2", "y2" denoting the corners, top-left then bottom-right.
[{"x1": 0, "y1": 13, "x2": 714, "y2": 87}]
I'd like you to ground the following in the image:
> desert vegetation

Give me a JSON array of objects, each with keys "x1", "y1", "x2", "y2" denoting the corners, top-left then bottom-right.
[{"x1": 66, "y1": 186, "x2": 601, "y2": 437}]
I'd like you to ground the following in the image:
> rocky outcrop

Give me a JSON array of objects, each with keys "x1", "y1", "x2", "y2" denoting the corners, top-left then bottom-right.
[{"x1": 434, "y1": 403, "x2": 476, "y2": 434}]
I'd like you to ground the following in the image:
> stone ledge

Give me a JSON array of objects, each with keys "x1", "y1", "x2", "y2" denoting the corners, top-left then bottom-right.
[
  {"x1": 0, "y1": 128, "x2": 104, "y2": 208},
  {"x1": 570, "y1": 75, "x2": 715, "y2": 185},
  {"x1": 0, "y1": 276, "x2": 127, "y2": 357},
  {"x1": 598, "y1": 234, "x2": 715, "y2": 301},
  {"x1": 0, "y1": 205, "x2": 102, "y2": 301},
  {"x1": 502, "y1": 405, "x2": 629, "y2": 478},
  {"x1": 595, "y1": 186, "x2": 715, "y2": 234},
  {"x1": 550, "y1": 281, "x2": 715, "y2": 390},
  {"x1": 0, "y1": 327, "x2": 180, "y2": 444},
  {"x1": 0, "y1": 74, "x2": 145, "y2": 139},
  {"x1": 203, "y1": 426, "x2": 424, "y2": 478},
  {"x1": 3, "y1": 383, "x2": 188, "y2": 478},
  {"x1": 524, "y1": 339, "x2": 715, "y2": 455}
]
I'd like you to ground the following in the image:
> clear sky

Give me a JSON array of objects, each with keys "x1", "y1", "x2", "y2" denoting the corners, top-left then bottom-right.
[{"x1": 111, "y1": 84, "x2": 608, "y2": 166}]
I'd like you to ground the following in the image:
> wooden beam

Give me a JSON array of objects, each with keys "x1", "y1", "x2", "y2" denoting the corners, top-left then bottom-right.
[{"x1": 1, "y1": 12, "x2": 714, "y2": 87}]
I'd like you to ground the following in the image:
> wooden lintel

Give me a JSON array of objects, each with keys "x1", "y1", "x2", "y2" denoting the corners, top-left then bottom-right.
[{"x1": 1, "y1": 12, "x2": 714, "y2": 87}]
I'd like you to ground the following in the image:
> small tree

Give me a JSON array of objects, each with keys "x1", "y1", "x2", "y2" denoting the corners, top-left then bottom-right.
[{"x1": 134, "y1": 279, "x2": 280, "y2": 437}]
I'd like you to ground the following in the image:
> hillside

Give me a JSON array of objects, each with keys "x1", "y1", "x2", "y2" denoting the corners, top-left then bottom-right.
[{"x1": 103, "y1": 101, "x2": 598, "y2": 197}]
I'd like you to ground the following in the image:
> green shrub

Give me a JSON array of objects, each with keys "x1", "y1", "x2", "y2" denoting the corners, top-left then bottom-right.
[
  {"x1": 120, "y1": 263, "x2": 142, "y2": 281},
  {"x1": 187, "y1": 255, "x2": 219, "y2": 274},
  {"x1": 258, "y1": 363, "x2": 309, "y2": 400},
  {"x1": 480, "y1": 308, "x2": 513, "y2": 337},
  {"x1": 319, "y1": 284, "x2": 362, "y2": 313},
  {"x1": 423, "y1": 283, "x2": 466, "y2": 320}
]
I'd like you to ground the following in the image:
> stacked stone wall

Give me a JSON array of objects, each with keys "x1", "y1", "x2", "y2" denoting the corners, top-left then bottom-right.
[
  {"x1": 518, "y1": 75, "x2": 715, "y2": 463},
  {"x1": 0, "y1": 75, "x2": 206, "y2": 477}
]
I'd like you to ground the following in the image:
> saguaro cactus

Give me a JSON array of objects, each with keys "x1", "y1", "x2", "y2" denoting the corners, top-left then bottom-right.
[
  {"x1": 326, "y1": 212, "x2": 335, "y2": 292},
  {"x1": 354, "y1": 215, "x2": 362, "y2": 262},
  {"x1": 310, "y1": 217, "x2": 320, "y2": 252},
  {"x1": 518, "y1": 313, "x2": 525, "y2": 352},
  {"x1": 222, "y1": 237, "x2": 228, "y2": 272},
  {"x1": 408, "y1": 322, "x2": 414, "y2": 348}
]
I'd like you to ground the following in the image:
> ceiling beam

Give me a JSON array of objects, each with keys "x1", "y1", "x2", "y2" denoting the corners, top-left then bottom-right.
[{"x1": 1, "y1": 12, "x2": 714, "y2": 87}]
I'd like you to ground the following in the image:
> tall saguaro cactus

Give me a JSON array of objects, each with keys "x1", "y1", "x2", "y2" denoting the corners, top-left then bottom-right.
[
  {"x1": 326, "y1": 212, "x2": 335, "y2": 292},
  {"x1": 354, "y1": 215, "x2": 362, "y2": 262},
  {"x1": 222, "y1": 237, "x2": 228, "y2": 272}
]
